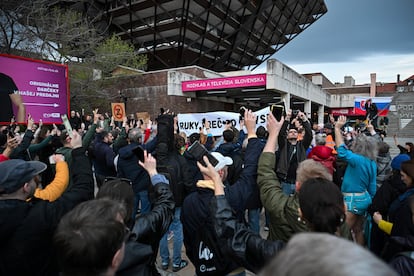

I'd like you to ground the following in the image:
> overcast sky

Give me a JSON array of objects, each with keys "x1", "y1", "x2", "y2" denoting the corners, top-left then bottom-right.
[{"x1": 256, "y1": 0, "x2": 414, "y2": 84}]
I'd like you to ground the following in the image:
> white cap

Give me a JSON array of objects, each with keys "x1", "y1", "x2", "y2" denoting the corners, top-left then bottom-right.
[{"x1": 210, "y1": 152, "x2": 233, "y2": 171}]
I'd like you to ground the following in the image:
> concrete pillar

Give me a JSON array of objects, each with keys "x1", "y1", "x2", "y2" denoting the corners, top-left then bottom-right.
[
  {"x1": 281, "y1": 93, "x2": 290, "y2": 111},
  {"x1": 318, "y1": 105, "x2": 325, "y2": 125},
  {"x1": 304, "y1": 100, "x2": 311, "y2": 118},
  {"x1": 370, "y1": 73, "x2": 376, "y2": 97}
]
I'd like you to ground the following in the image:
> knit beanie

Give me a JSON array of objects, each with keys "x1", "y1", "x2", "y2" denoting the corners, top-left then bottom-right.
[{"x1": 391, "y1": 154, "x2": 411, "y2": 171}]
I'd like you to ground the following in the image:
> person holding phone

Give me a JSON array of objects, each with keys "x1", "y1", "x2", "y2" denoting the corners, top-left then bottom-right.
[
  {"x1": 117, "y1": 127, "x2": 157, "y2": 220},
  {"x1": 275, "y1": 109, "x2": 312, "y2": 196},
  {"x1": 181, "y1": 109, "x2": 265, "y2": 276}
]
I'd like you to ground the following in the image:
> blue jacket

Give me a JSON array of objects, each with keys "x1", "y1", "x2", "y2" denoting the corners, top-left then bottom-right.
[
  {"x1": 93, "y1": 139, "x2": 116, "y2": 177},
  {"x1": 337, "y1": 144, "x2": 377, "y2": 197}
]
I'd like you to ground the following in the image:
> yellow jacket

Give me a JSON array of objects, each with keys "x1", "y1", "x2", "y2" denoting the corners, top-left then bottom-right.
[
  {"x1": 34, "y1": 161, "x2": 69, "y2": 202},
  {"x1": 378, "y1": 220, "x2": 393, "y2": 235}
]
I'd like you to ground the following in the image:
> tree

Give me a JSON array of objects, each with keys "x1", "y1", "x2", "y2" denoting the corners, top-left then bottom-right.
[
  {"x1": 93, "y1": 34, "x2": 147, "y2": 77},
  {"x1": 0, "y1": 0, "x2": 100, "y2": 61},
  {"x1": 1, "y1": 0, "x2": 147, "y2": 112}
]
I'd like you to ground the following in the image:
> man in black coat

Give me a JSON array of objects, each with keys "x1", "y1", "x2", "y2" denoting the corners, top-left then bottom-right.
[
  {"x1": 0, "y1": 131, "x2": 94, "y2": 275},
  {"x1": 365, "y1": 98, "x2": 379, "y2": 129},
  {"x1": 181, "y1": 109, "x2": 263, "y2": 275}
]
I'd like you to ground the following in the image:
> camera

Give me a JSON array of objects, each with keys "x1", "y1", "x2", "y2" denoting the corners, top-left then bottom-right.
[
  {"x1": 239, "y1": 106, "x2": 247, "y2": 119},
  {"x1": 292, "y1": 110, "x2": 300, "y2": 117}
]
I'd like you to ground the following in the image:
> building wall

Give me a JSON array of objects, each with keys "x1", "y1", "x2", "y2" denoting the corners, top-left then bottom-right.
[
  {"x1": 266, "y1": 59, "x2": 328, "y2": 106},
  {"x1": 105, "y1": 69, "x2": 229, "y2": 118}
]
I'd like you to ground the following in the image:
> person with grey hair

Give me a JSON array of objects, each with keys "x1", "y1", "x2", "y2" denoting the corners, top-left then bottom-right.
[
  {"x1": 117, "y1": 127, "x2": 157, "y2": 219},
  {"x1": 376, "y1": 141, "x2": 392, "y2": 189},
  {"x1": 259, "y1": 233, "x2": 397, "y2": 276},
  {"x1": 335, "y1": 115, "x2": 377, "y2": 245}
]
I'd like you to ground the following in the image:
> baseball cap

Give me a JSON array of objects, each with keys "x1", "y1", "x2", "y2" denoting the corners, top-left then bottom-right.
[
  {"x1": 0, "y1": 159, "x2": 47, "y2": 194},
  {"x1": 210, "y1": 152, "x2": 233, "y2": 171}
]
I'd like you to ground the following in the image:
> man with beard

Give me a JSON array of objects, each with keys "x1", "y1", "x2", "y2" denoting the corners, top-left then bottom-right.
[{"x1": 276, "y1": 109, "x2": 312, "y2": 195}]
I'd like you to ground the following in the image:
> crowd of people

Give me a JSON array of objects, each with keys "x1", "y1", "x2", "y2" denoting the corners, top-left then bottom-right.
[{"x1": 0, "y1": 105, "x2": 413, "y2": 276}]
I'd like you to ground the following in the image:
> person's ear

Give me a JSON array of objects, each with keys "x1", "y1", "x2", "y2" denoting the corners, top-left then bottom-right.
[
  {"x1": 111, "y1": 243, "x2": 125, "y2": 270},
  {"x1": 343, "y1": 202, "x2": 347, "y2": 213},
  {"x1": 22, "y1": 182, "x2": 32, "y2": 194},
  {"x1": 295, "y1": 181, "x2": 301, "y2": 192}
]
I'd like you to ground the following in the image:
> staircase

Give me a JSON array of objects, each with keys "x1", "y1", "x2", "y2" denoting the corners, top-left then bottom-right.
[{"x1": 385, "y1": 93, "x2": 414, "y2": 138}]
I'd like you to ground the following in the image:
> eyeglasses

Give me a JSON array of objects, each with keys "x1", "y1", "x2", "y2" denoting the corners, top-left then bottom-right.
[
  {"x1": 104, "y1": 177, "x2": 132, "y2": 186},
  {"x1": 288, "y1": 130, "x2": 298, "y2": 134}
]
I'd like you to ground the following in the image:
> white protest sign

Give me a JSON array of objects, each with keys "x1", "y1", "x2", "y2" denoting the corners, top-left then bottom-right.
[{"x1": 177, "y1": 107, "x2": 271, "y2": 136}]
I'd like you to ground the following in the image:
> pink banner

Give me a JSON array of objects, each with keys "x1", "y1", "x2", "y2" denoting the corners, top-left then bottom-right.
[
  {"x1": 0, "y1": 54, "x2": 68, "y2": 124},
  {"x1": 182, "y1": 73, "x2": 266, "y2": 92}
]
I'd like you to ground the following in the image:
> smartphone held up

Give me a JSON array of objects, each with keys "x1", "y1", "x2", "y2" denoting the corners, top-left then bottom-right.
[
  {"x1": 270, "y1": 104, "x2": 285, "y2": 122},
  {"x1": 61, "y1": 114, "x2": 73, "y2": 138}
]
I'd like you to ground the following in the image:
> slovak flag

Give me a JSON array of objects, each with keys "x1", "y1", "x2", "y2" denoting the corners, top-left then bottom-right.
[{"x1": 354, "y1": 97, "x2": 392, "y2": 116}]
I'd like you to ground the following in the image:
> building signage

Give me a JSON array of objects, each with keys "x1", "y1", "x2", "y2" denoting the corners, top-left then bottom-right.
[
  {"x1": 181, "y1": 73, "x2": 266, "y2": 92},
  {"x1": 0, "y1": 54, "x2": 68, "y2": 124}
]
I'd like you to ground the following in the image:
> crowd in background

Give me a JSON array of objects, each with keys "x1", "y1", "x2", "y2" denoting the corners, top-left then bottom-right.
[{"x1": 0, "y1": 105, "x2": 414, "y2": 276}]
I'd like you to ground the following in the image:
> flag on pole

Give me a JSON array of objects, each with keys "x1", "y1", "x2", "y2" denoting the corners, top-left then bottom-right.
[{"x1": 354, "y1": 97, "x2": 392, "y2": 116}]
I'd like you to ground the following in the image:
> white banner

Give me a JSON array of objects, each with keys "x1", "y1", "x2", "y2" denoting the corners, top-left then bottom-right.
[{"x1": 177, "y1": 107, "x2": 271, "y2": 136}]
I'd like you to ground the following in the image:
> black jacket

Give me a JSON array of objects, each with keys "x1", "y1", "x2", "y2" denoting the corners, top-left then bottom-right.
[
  {"x1": 117, "y1": 181, "x2": 175, "y2": 276},
  {"x1": 212, "y1": 195, "x2": 285, "y2": 273},
  {"x1": 117, "y1": 143, "x2": 151, "y2": 194},
  {"x1": 181, "y1": 138, "x2": 263, "y2": 275},
  {"x1": 276, "y1": 120, "x2": 312, "y2": 182},
  {"x1": 0, "y1": 147, "x2": 94, "y2": 275},
  {"x1": 389, "y1": 236, "x2": 414, "y2": 275},
  {"x1": 10, "y1": 129, "x2": 34, "y2": 160}
]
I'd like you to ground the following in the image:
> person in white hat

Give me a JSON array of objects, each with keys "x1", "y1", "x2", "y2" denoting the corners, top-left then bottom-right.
[{"x1": 181, "y1": 109, "x2": 264, "y2": 276}]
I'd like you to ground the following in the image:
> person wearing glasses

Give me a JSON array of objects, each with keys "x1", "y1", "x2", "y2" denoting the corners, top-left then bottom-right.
[{"x1": 275, "y1": 109, "x2": 312, "y2": 195}]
